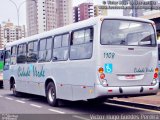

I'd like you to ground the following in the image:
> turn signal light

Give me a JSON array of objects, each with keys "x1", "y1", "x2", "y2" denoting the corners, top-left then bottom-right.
[
  {"x1": 98, "y1": 67, "x2": 104, "y2": 73},
  {"x1": 100, "y1": 73, "x2": 105, "y2": 79},
  {"x1": 155, "y1": 68, "x2": 159, "y2": 73}
]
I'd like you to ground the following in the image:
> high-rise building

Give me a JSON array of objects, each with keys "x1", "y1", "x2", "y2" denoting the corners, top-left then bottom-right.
[
  {"x1": 94, "y1": 5, "x2": 108, "y2": 17},
  {"x1": 73, "y1": 6, "x2": 78, "y2": 23},
  {"x1": 26, "y1": 0, "x2": 73, "y2": 36},
  {"x1": 26, "y1": 0, "x2": 38, "y2": 36},
  {"x1": 73, "y1": 3, "x2": 94, "y2": 22},
  {"x1": 56, "y1": 0, "x2": 73, "y2": 27},
  {"x1": 0, "y1": 20, "x2": 25, "y2": 48}
]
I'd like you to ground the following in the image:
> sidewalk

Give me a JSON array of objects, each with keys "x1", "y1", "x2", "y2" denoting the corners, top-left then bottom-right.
[
  {"x1": 113, "y1": 92, "x2": 160, "y2": 106},
  {"x1": 108, "y1": 91, "x2": 160, "y2": 110}
]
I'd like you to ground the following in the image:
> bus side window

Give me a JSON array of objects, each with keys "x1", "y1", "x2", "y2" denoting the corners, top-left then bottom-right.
[
  {"x1": 52, "y1": 33, "x2": 69, "y2": 61},
  {"x1": 17, "y1": 43, "x2": 27, "y2": 63},
  {"x1": 4, "y1": 50, "x2": 10, "y2": 70},
  {"x1": 70, "y1": 28, "x2": 93, "y2": 60},
  {"x1": 38, "y1": 37, "x2": 52, "y2": 62},
  {"x1": 27, "y1": 40, "x2": 38, "y2": 63},
  {"x1": 11, "y1": 46, "x2": 17, "y2": 65}
]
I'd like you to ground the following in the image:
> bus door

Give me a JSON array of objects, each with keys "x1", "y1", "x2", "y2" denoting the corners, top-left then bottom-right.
[{"x1": 3, "y1": 49, "x2": 11, "y2": 89}]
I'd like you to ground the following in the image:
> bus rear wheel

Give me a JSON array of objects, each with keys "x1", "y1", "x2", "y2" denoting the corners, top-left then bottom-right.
[{"x1": 46, "y1": 82, "x2": 59, "y2": 107}]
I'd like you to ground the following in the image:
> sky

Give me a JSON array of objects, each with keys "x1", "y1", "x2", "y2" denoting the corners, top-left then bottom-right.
[{"x1": 0, "y1": 0, "x2": 120, "y2": 26}]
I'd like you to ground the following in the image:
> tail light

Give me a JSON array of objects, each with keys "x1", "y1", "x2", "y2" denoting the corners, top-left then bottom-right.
[
  {"x1": 151, "y1": 68, "x2": 159, "y2": 85},
  {"x1": 154, "y1": 68, "x2": 158, "y2": 79},
  {"x1": 154, "y1": 73, "x2": 158, "y2": 79},
  {"x1": 100, "y1": 73, "x2": 105, "y2": 79},
  {"x1": 98, "y1": 67, "x2": 108, "y2": 87}
]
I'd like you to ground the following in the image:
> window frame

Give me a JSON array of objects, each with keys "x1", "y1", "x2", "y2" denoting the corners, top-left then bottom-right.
[
  {"x1": 38, "y1": 36, "x2": 53, "y2": 63},
  {"x1": 10, "y1": 45, "x2": 17, "y2": 65},
  {"x1": 27, "y1": 40, "x2": 38, "y2": 63},
  {"x1": 3, "y1": 49, "x2": 10, "y2": 71},
  {"x1": 11, "y1": 45, "x2": 17, "y2": 56},
  {"x1": 17, "y1": 43, "x2": 27, "y2": 64},
  {"x1": 69, "y1": 26, "x2": 94, "y2": 60},
  {"x1": 52, "y1": 32, "x2": 70, "y2": 62},
  {"x1": 100, "y1": 19, "x2": 157, "y2": 47}
]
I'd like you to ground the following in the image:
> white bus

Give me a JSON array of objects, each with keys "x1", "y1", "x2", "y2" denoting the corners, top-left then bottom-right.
[{"x1": 3, "y1": 16, "x2": 159, "y2": 106}]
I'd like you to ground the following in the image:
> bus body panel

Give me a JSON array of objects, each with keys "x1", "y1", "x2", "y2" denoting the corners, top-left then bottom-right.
[{"x1": 98, "y1": 46, "x2": 158, "y2": 87}]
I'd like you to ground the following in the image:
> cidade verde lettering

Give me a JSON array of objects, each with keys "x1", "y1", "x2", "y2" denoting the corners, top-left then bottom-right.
[
  {"x1": 18, "y1": 66, "x2": 45, "y2": 77},
  {"x1": 33, "y1": 66, "x2": 45, "y2": 77},
  {"x1": 18, "y1": 67, "x2": 30, "y2": 77}
]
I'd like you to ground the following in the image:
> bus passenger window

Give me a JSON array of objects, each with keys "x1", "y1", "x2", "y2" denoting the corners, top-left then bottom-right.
[
  {"x1": 17, "y1": 43, "x2": 27, "y2": 63},
  {"x1": 46, "y1": 37, "x2": 52, "y2": 61},
  {"x1": 27, "y1": 41, "x2": 38, "y2": 63},
  {"x1": 70, "y1": 28, "x2": 93, "y2": 60},
  {"x1": 11, "y1": 46, "x2": 17, "y2": 65},
  {"x1": 52, "y1": 33, "x2": 69, "y2": 61},
  {"x1": 38, "y1": 37, "x2": 52, "y2": 62}
]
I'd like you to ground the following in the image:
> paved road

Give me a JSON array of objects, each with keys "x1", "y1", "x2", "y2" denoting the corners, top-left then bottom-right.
[{"x1": 0, "y1": 88, "x2": 160, "y2": 120}]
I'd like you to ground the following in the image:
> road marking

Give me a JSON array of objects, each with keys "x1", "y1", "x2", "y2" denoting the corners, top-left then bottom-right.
[
  {"x1": 21, "y1": 98, "x2": 29, "y2": 101},
  {"x1": 30, "y1": 104, "x2": 42, "y2": 108},
  {"x1": 48, "y1": 109, "x2": 65, "y2": 114},
  {"x1": 105, "y1": 102, "x2": 160, "y2": 114},
  {"x1": 0, "y1": 95, "x2": 3, "y2": 97},
  {"x1": 15, "y1": 100, "x2": 25, "y2": 104},
  {"x1": 73, "y1": 115, "x2": 90, "y2": 120},
  {"x1": 5, "y1": 97, "x2": 13, "y2": 100}
]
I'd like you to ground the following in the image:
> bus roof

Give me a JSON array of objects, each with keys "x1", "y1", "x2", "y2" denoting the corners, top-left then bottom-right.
[{"x1": 5, "y1": 16, "x2": 154, "y2": 48}]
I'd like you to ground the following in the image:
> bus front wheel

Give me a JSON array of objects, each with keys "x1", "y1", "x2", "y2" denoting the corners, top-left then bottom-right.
[
  {"x1": 12, "y1": 82, "x2": 21, "y2": 97},
  {"x1": 46, "y1": 82, "x2": 59, "y2": 107}
]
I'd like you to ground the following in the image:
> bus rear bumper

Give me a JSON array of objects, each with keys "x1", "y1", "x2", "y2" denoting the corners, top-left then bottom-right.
[{"x1": 95, "y1": 83, "x2": 159, "y2": 98}]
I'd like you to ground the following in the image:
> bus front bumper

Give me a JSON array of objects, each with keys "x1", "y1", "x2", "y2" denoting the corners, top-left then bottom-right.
[{"x1": 95, "y1": 83, "x2": 159, "y2": 98}]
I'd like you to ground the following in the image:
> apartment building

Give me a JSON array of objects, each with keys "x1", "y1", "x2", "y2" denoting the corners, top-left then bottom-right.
[
  {"x1": 0, "y1": 20, "x2": 25, "y2": 48},
  {"x1": 26, "y1": 0, "x2": 73, "y2": 36},
  {"x1": 73, "y1": 3, "x2": 94, "y2": 22}
]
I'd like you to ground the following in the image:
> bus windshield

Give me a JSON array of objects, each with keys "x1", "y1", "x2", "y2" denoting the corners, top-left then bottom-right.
[{"x1": 101, "y1": 20, "x2": 156, "y2": 47}]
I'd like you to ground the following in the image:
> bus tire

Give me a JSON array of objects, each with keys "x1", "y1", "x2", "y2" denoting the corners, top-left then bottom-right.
[
  {"x1": 46, "y1": 82, "x2": 59, "y2": 107},
  {"x1": 12, "y1": 82, "x2": 21, "y2": 97}
]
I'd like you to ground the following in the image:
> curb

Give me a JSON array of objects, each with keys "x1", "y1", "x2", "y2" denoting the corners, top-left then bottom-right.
[{"x1": 106, "y1": 99, "x2": 160, "y2": 111}]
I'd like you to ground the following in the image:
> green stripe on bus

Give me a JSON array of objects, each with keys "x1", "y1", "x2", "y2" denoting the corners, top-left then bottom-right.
[{"x1": 0, "y1": 61, "x2": 4, "y2": 71}]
